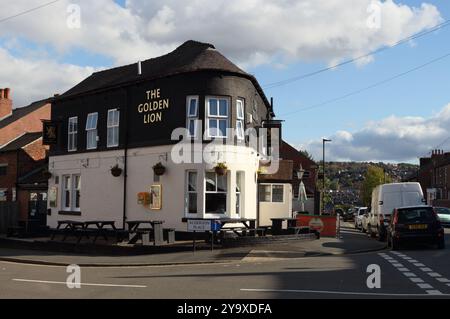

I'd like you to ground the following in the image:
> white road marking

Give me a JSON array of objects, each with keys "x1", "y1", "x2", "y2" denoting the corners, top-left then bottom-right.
[
  {"x1": 392, "y1": 263, "x2": 403, "y2": 267},
  {"x1": 12, "y1": 279, "x2": 147, "y2": 288},
  {"x1": 382, "y1": 253, "x2": 443, "y2": 295},
  {"x1": 240, "y1": 288, "x2": 450, "y2": 296},
  {"x1": 410, "y1": 278, "x2": 424, "y2": 283},
  {"x1": 393, "y1": 252, "x2": 450, "y2": 291},
  {"x1": 437, "y1": 278, "x2": 450, "y2": 283},
  {"x1": 418, "y1": 284, "x2": 433, "y2": 289}
]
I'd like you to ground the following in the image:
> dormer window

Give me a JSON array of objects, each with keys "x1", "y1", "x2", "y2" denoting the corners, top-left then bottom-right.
[
  {"x1": 68, "y1": 117, "x2": 78, "y2": 152},
  {"x1": 206, "y1": 97, "x2": 229, "y2": 138}
]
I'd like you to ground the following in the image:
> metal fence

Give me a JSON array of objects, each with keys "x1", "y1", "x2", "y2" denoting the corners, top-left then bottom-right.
[{"x1": 0, "y1": 202, "x2": 18, "y2": 234}]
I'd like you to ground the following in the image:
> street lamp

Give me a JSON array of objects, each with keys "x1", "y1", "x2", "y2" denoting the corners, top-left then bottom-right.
[
  {"x1": 296, "y1": 164, "x2": 306, "y2": 212},
  {"x1": 322, "y1": 138, "x2": 332, "y2": 215}
]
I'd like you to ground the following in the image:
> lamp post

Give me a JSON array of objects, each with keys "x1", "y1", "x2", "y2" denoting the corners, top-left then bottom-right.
[
  {"x1": 322, "y1": 138, "x2": 332, "y2": 215},
  {"x1": 297, "y1": 164, "x2": 306, "y2": 212}
]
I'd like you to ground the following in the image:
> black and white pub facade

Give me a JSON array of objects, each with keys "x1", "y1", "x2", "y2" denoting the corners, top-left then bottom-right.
[{"x1": 46, "y1": 41, "x2": 283, "y2": 232}]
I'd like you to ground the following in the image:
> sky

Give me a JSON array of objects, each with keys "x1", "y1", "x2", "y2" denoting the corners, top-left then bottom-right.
[{"x1": 0, "y1": 0, "x2": 449, "y2": 164}]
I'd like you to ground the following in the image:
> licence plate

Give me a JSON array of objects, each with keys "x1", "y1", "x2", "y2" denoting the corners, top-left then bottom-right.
[{"x1": 408, "y1": 224, "x2": 428, "y2": 230}]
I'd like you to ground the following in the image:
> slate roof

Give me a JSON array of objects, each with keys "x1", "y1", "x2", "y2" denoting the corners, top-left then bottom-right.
[
  {"x1": 0, "y1": 132, "x2": 43, "y2": 152},
  {"x1": 59, "y1": 40, "x2": 272, "y2": 111},
  {"x1": 0, "y1": 98, "x2": 51, "y2": 130}
]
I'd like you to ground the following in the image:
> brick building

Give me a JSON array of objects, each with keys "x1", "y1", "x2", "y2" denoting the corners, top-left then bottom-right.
[
  {"x1": 418, "y1": 150, "x2": 450, "y2": 207},
  {"x1": 0, "y1": 88, "x2": 52, "y2": 232}
]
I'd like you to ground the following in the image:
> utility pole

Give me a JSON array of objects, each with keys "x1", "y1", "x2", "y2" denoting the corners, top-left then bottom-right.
[{"x1": 322, "y1": 138, "x2": 332, "y2": 215}]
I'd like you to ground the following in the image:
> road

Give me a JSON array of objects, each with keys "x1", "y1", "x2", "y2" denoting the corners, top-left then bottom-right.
[{"x1": 0, "y1": 226, "x2": 449, "y2": 299}]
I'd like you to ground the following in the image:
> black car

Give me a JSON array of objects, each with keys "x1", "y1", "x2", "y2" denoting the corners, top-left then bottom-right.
[{"x1": 387, "y1": 206, "x2": 445, "y2": 250}]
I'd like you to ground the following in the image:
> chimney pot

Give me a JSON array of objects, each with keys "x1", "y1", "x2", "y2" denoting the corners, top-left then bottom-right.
[
  {"x1": 0, "y1": 89, "x2": 3, "y2": 99},
  {"x1": 137, "y1": 61, "x2": 142, "y2": 75},
  {"x1": 4, "y1": 88, "x2": 10, "y2": 99}
]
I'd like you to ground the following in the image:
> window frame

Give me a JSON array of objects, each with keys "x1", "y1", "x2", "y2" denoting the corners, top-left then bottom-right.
[
  {"x1": 236, "y1": 99, "x2": 245, "y2": 140},
  {"x1": 67, "y1": 116, "x2": 78, "y2": 152},
  {"x1": 205, "y1": 171, "x2": 228, "y2": 216},
  {"x1": 186, "y1": 96, "x2": 199, "y2": 138},
  {"x1": 86, "y1": 112, "x2": 98, "y2": 150},
  {"x1": 259, "y1": 183, "x2": 285, "y2": 203},
  {"x1": 205, "y1": 96, "x2": 230, "y2": 139},
  {"x1": 107, "y1": 109, "x2": 120, "y2": 148},
  {"x1": 62, "y1": 175, "x2": 72, "y2": 210},
  {"x1": 185, "y1": 170, "x2": 198, "y2": 216},
  {"x1": 236, "y1": 171, "x2": 244, "y2": 216}
]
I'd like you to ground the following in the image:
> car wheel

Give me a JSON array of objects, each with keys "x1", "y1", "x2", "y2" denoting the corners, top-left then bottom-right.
[{"x1": 438, "y1": 238, "x2": 446, "y2": 250}]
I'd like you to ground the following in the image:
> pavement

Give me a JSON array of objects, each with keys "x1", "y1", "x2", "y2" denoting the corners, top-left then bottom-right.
[{"x1": 0, "y1": 223, "x2": 386, "y2": 267}]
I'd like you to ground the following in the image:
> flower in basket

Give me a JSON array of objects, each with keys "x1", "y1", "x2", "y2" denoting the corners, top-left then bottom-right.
[
  {"x1": 110, "y1": 164, "x2": 123, "y2": 177},
  {"x1": 153, "y1": 162, "x2": 166, "y2": 176},
  {"x1": 214, "y1": 163, "x2": 228, "y2": 176}
]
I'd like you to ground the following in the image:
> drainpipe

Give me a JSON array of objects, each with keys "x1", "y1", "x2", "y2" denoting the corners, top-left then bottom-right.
[{"x1": 122, "y1": 88, "x2": 130, "y2": 230}]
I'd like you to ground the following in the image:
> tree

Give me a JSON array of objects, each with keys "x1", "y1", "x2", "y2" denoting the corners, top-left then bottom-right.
[
  {"x1": 360, "y1": 165, "x2": 392, "y2": 206},
  {"x1": 299, "y1": 149, "x2": 314, "y2": 161}
]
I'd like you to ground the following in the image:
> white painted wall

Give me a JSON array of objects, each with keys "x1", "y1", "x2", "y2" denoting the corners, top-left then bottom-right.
[{"x1": 47, "y1": 144, "x2": 260, "y2": 231}]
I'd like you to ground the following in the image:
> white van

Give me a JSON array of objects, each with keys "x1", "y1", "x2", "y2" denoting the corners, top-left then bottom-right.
[{"x1": 368, "y1": 182, "x2": 426, "y2": 241}]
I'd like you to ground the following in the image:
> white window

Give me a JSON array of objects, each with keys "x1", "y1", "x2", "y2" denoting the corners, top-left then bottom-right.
[
  {"x1": 259, "y1": 184, "x2": 284, "y2": 203},
  {"x1": 236, "y1": 99, "x2": 245, "y2": 140},
  {"x1": 186, "y1": 96, "x2": 199, "y2": 138},
  {"x1": 205, "y1": 172, "x2": 227, "y2": 214},
  {"x1": 107, "y1": 109, "x2": 120, "y2": 147},
  {"x1": 206, "y1": 97, "x2": 229, "y2": 138},
  {"x1": 185, "y1": 171, "x2": 198, "y2": 215},
  {"x1": 86, "y1": 112, "x2": 98, "y2": 150},
  {"x1": 62, "y1": 175, "x2": 71, "y2": 210},
  {"x1": 62, "y1": 174, "x2": 81, "y2": 211},
  {"x1": 236, "y1": 172, "x2": 244, "y2": 215},
  {"x1": 68, "y1": 117, "x2": 78, "y2": 152}
]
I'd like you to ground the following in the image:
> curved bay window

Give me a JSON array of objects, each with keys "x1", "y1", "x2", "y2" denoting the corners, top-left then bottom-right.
[{"x1": 205, "y1": 172, "x2": 227, "y2": 214}]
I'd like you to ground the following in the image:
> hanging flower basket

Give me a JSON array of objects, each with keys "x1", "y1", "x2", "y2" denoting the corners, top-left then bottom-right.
[
  {"x1": 42, "y1": 170, "x2": 52, "y2": 179},
  {"x1": 110, "y1": 165, "x2": 123, "y2": 177},
  {"x1": 214, "y1": 163, "x2": 228, "y2": 176},
  {"x1": 153, "y1": 162, "x2": 166, "y2": 176}
]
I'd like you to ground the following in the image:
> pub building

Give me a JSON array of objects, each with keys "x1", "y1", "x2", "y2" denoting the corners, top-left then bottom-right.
[{"x1": 46, "y1": 40, "x2": 288, "y2": 233}]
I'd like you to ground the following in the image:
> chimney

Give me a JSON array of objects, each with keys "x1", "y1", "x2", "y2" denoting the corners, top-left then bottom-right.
[
  {"x1": 0, "y1": 87, "x2": 13, "y2": 120},
  {"x1": 137, "y1": 61, "x2": 142, "y2": 75}
]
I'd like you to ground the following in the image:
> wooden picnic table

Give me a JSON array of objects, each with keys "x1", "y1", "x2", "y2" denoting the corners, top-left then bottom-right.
[
  {"x1": 126, "y1": 220, "x2": 165, "y2": 246},
  {"x1": 83, "y1": 221, "x2": 117, "y2": 243}
]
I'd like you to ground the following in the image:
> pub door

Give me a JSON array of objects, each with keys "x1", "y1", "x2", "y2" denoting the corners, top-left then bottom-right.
[{"x1": 28, "y1": 192, "x2": 48, "y2": 231}]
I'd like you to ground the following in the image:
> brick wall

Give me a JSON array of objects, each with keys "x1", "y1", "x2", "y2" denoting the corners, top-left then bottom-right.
[{"x1": 0, "y1": 151, "x2": 18, "y2": 201}]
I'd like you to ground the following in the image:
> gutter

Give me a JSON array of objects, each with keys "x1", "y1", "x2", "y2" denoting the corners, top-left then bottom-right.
[{"x1": 122, "y1": 88, "x2": 130, "y2": 230}]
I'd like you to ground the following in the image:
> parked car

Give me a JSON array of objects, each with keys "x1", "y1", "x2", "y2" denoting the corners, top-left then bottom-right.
[
  {"x1": 335, "y1": 208, "x2": 345, "y2": 218},
  {"x1": 435, "y1": 207, "x2": 450, "y2": 227},
  {"x1": 361, "y1": 208, "x2": 371, "y2": 233},
  {"x1": 368, "y1": 182, "x2": 426, "y2": 241},
  {"x1": 354, "y1": 207, "x2": 368, "y2": 229},
  {"x1": 342, "y1": 208, "x2": 355, "y2": 222},
  {"x1": 387, "y1": 206, "x2": 445, "y2": 250}
]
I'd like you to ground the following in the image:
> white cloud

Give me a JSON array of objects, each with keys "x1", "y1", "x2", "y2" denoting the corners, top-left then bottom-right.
[
  {"x1": 0, "y1": 0, "x2": 443, "y2": 104},
  {"x1": 301, "y1": 104, "x2": 450, "y2": 163},
  {"x1": 0, "y1": 47, "x2": 94, "y2": 107}
]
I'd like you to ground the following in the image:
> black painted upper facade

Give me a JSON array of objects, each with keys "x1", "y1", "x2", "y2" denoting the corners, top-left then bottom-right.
[{"x1": 50, "y1": 41, "x2": 273, "y2": 156}]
